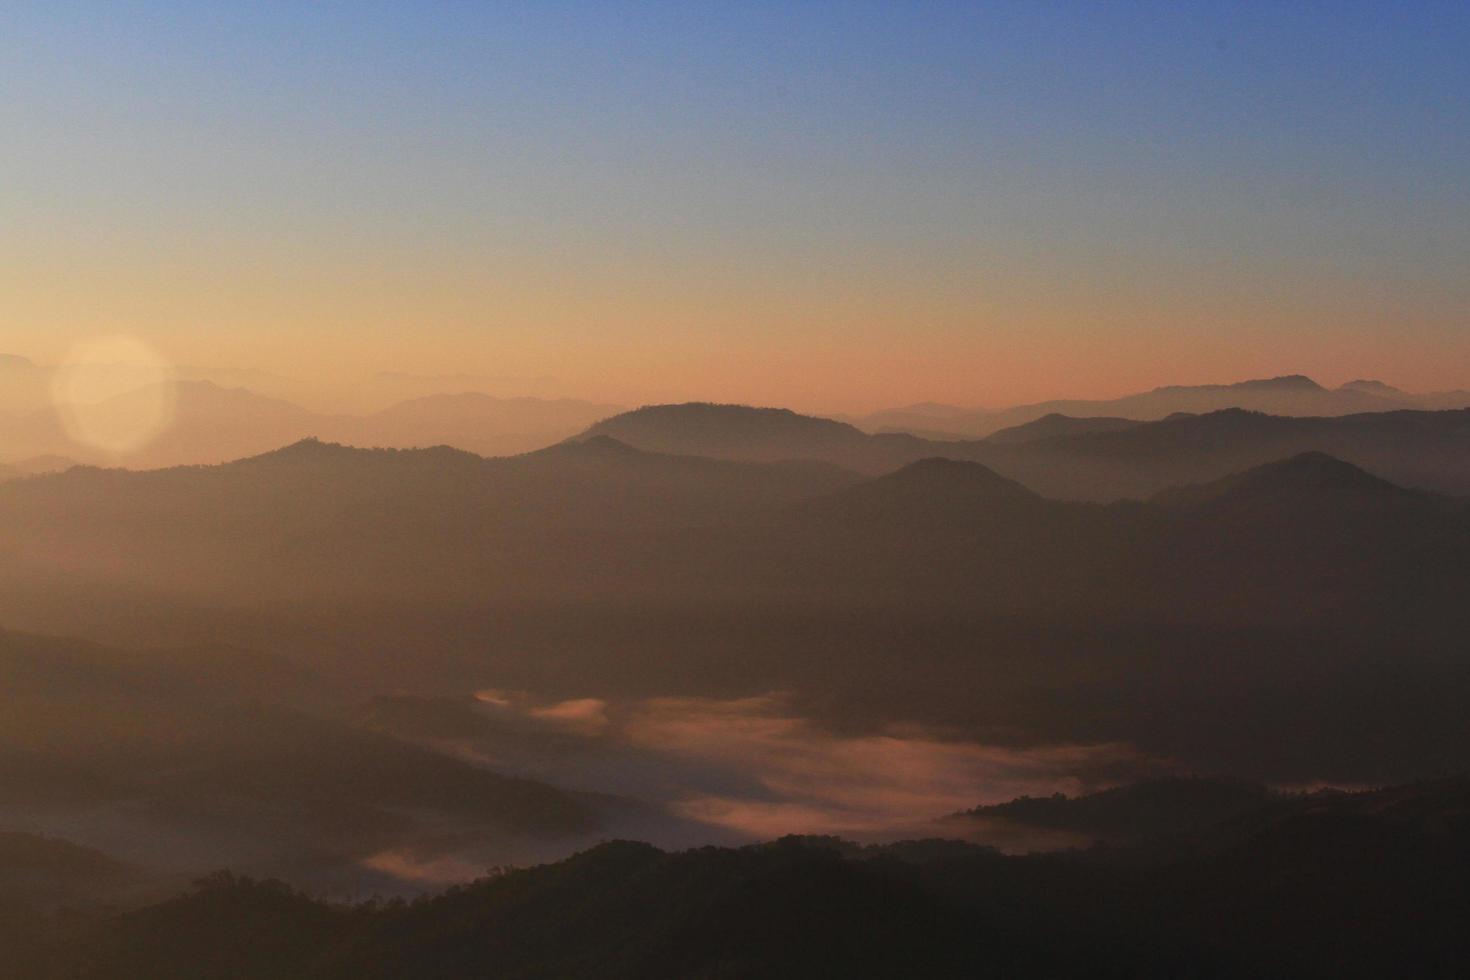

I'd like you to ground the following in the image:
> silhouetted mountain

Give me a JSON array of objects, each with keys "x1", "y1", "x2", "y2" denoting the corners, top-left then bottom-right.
[
  {"x1": 983, "y1": 413, "x2": 1141, "y2": 444},
  {"x1": 0, "y1": 377, "x2": 625, "y2": 469},
  {"x1": 581, "y1": 402, "x2": 880, "y2": 461},
  {"x1": 799, "y1": 457, "x2": 1042, "y2": 531},
  {"x1": 995, "y1": 407, "x2": 1470, "y2": 500},
  {"x1": 1340, "y1": 378, "x2": 1403, "y2": 396},
  {"x1": 0, "y1": 436, "x2": 860, "y2": 603},
  {"x1": 579, "y1": 402, "x2": 1470, "y2": 498},
  {"x1": 859, "y1": 374, "x2": 1470, "y2": 438},
  {"x1": 343, "y1": 392, "x2": 620, "y2": 457},
  {"x1": 1153, "y1": 451, "x2": 1422, "y2": 508},
  {"x1": 959, "y1": 776, "x2": 1276, "y2": 844},
  {"x1": 1, "y1": 442, "x2": 1468, "y2": 789},
  {"x1": 23, "y1": 777, "x2": 1470, "y2": 979}
]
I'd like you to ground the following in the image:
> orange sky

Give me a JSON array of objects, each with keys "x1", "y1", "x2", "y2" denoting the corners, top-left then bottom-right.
[{"x1": 5, "y1": 4, "x2": 1467, "y2": 414}]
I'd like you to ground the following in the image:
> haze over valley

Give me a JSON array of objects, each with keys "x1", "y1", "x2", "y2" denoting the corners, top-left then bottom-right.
[{"x1": 7, "y1": 2, "x2": 1470, "y2": 975}]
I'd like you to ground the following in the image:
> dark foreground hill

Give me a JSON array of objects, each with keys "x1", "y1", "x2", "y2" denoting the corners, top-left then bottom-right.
[{"x1": 17, "y1": 777, "x2": 1470, "y2": 979}]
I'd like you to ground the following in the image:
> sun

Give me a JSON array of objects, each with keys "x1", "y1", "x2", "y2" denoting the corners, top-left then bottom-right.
[{"x1": 51, "y1": 335, "x2": 178, "y2": 456}]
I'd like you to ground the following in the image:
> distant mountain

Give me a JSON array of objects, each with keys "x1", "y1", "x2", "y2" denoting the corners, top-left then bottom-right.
[
  {"x1": 858, "y1": 374, "x2": 1470, "y2": 438},
  {"x1": 1153, "y1": 451, "x2": 1423, "y2": 508},
  {"x1": 985, "y1": 407, "x2": 1470, "y2": 500},
  {"x1": 2, "y1": 441, "x2": 1467, "y2": 786},
  {"x1": 0, "y1": 353, "x2": 51, "y2": 415},
  {"x1": 0, "y1": 380, "x2": 322, "y2": 468},
  {"x1": 800, "y1": 457, "x2": 1042, "y2": 530},
  {"x1": 343, "y1": 392, "x2": 621, "y2": 457},
  {"x1": 124, "y1": 380, "x2": 323, "y2": 466},
  {"x1": 6, "y1": 454, "x2": 79, "y2": 476},
  {"x1": 0, "y1": 378, "x2": 626, "y2": 469},
  {"x1": 572, "y1": 402, "x2": 1470, "y2": 499},
  {"x1": 0, "y1": 436, "x2": 860, "y2": 603},
  {"x1": 581, "y1": 403, "x2": 878, "y2": 461},
  {"x1": 983, "y1": 413, "x2": 1141, "y2": 445}
]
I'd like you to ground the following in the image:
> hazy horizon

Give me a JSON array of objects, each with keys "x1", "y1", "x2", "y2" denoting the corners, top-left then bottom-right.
[{"x1": 7, "y1": 3, "x2": 1469, "y2": 413}]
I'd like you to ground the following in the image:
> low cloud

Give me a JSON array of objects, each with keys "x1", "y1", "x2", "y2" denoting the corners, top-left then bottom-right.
[
  {"x1": 442, "y1": 690, "x2": 1161, "y2": 844},
  {"x1": 619, "y1": 694, "x2": 1148, "y2": 839}
]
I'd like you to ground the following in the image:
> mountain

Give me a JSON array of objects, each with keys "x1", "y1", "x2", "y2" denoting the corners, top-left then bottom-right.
[
  {"x1": 0, "y1": 354, "x2": 50, "y2": 415},
  {"x1": 798, "y1": 457, "x2": 1042, "y2": 530},
  {"x1": 1152, "y1": 451, "x2": 1424, "y2": 508},
  {"x1": 581, "y1": 402, "x2": 880, "y2": 461},
  {"x1": 23, "y1": 777, "x2": 1470, "y2": 979},
  {"x1": 858, "y1": 374, "x2": 1470, "y2": 438},
  {"x1": 985, "y1": 407, "x2": 1470, "y2": 500},
  {"x1": 1, "y1": 442, "x2": 1467, "y2": 788},
  {"x1": 957, "y1": 776, "x2": 1276, "y2": 845},
  {"x1": 119, "y1": 380, "x2": 323, "y2": 466},
  {"x1": 0, "y1": 378, "x2": 625, "y2": 469},
  {"x1": 573, "y1": 402, "x2": 1470, "y2": 500},
  {"x1": 983, "y1": 413, "x2": 1141, "y2": 445},
  {"x1": 0, "y1": 381, "x2": 322, "y2": 468},
  {"x1": 342, "y1": 392, "x2": 621, "y2": 457},
  {"x1": 0, "y1": 627, "x2": 597, "y2": 890},
  {"x1": 0, "y1": 436, "x2": 860, "y2": 603}
]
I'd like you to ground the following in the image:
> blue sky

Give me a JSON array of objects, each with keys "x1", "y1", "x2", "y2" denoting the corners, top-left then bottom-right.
[{"x1": 4, "y1": 2, "x2": 1468, "y2": 408}]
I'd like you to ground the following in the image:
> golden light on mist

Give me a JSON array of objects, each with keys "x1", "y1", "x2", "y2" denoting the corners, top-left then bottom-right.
[{"x1": 52, "y1": 335, "x2": 178, "y2": 456}]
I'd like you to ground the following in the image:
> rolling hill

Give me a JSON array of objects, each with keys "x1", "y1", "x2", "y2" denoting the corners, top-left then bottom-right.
[
  {"x1": 857, "y1": 374, "x2": 1470, "y2": 438},
  {"x1": 578, "y1": 402, "x2": 1470, "y2": 499}
]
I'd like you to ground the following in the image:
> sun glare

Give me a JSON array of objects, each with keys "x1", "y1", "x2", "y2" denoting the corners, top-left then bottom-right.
[{"x1": 52, "y1": 335, "x2": 178, "y2": 455}]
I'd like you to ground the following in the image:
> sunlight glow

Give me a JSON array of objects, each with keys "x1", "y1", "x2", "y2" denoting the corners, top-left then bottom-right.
[{"x1": 52, "y1": 336, "x2": 178, "y2": 455}]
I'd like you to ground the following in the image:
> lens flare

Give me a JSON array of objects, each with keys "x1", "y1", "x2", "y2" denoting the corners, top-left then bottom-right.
[{"x1": 52, "y1": 336, "x2": 178, "y2": 456}]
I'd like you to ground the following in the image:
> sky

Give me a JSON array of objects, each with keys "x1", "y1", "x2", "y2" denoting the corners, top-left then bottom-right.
[{"x1": 3, "y1": 1, "x2": 1468, "y2": 412}]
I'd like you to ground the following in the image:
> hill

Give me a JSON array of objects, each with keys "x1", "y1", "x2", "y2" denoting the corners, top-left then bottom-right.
[
  {"x1": 571, "y1": 403, "x2": 1470, "y2": 500},
  {"x1": 0, "y1": 628, "x2": 598, "y2": 892},
  {"x1": 858, "y1": 374, "x2": 1470, "y2": 438},
  {"x1": 0, "y1": 445, "x2": 1466, "y2": 788},
  {"x1": 344, "y1": 392, "x2": 620, "y2": 457},
  {"x1": 983, "y1": 413, "x2": 1141, "y2": 444},
  {"x1": 21, "y1": 777, "x2": 1470, "y2": 979},
  {"x1": 957, "y1": 776, "x2": 1275, "y2": 845}
]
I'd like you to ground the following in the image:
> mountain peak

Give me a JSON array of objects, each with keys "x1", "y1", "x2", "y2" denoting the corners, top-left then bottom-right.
[
  {"x1": 540, "y1": 434, "x2": 648, "y2": 460},
  {"x1": 1230, "y1": 374, "x2": 1324, "y2": 392},
  {"x1": 1154, "y1": 452, "x2": 1413, "y2": 507},
  {"x1": 984, "y1": 413, "x2": 1141, "y2": 445},
  {"x1": 579, "y1": 403, "x2": 865, "y2": 461},
  {"x1": 1339, "y1": 379, "x2": 1403, "y2": 396},
  {"x1": 809, "y1": 456, "x2": 1041, "y2": 522}
]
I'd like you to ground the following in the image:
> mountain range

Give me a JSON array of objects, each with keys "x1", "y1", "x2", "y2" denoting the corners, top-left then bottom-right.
[
  {"x1": 2, "y1": 433, "x2": 1466, "y2": 786},
  {"x1": 0, "y1": 379, "x2": 622, "y2": 471},
  {"x1": 581, "y1": 401, "x2": 1470, "y2": 499},
  {"x1": 854, "y1": 374, "x2": 1470, "y2": 438}
]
